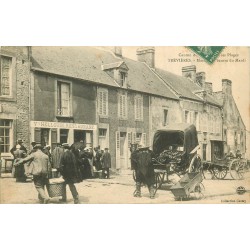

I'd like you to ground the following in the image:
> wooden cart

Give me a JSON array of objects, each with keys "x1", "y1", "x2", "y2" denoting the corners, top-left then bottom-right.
[
  {"x1": 202, "y1": 140, "x2": 248, "y2": 180},
  {"x1": 152, "y1": 124, "x2": 204, "y2": 196}
]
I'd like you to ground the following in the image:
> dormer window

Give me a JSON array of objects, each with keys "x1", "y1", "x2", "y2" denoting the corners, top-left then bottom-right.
[
  {"x1": 102, "y1": 61, "x2": 129, "y2": 88},
  {"x1": 120, "y1": 71, "x2": 127, "y2": 87}
]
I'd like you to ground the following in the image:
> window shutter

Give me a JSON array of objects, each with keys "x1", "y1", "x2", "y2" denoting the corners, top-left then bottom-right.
[
  {"x1": 98, "y1": 91, "x2": 102, "y2": 115},
  {"x1": 115, "y1": 131, "x2": 120, "y2": 169},
  {"x1": 142, "y1": 133, "x2": 146, "y2": 147},
  {"x1": 127, "y1": 132, "x2": 132, "y2": 148},
  {"x1": 51, "y1": 129, "x2": 57, "y2": 150},
  {"x1": 132, "y1": 132, "x2": 136, "y2": 144},
  {"x1": 34, "y1": 128, "x2": 41, "y2": 143}
]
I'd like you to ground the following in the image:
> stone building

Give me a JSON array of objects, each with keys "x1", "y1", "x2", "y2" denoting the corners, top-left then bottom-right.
[
  {"x1": 29, "y1": 46, "x2": 180, "y2": 172},
  {"x1": 213, "y1": 79, "x2": 246, "y2": 157},
  {"x1": 136, "y1": 48, "x2": 223, "y2": 162},
  {"x1": 0, "y1": 46, "x2": 31, "y2": 167},
  {"x1": 0, "y1": 46, "x2": 247, "y2": 173}
]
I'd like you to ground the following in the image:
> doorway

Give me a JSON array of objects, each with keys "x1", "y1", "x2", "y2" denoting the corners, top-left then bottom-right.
[
  {"x1": 120, "y1": 132, "x2": 127, "y2": 169},
  {"x1": 74, "y1": 130, "x2": 86, "y2": 143}
]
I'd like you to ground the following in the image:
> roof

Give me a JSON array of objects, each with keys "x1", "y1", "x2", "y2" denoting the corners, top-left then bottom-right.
[
  {"x1": 123, "y1": 57, "x2": 177, "y2": 99},
  {"x1": 31, "y1": 46, "x2": 221, "y2": 105},
  {"x1": 155, "y1": 68, "x2": 221, "y2": 106},
  {"x1": 31, "y1": 46, "x2": 178, "y2": 99},
  {"x1": 31, "y1": 46, "x2": 119, "y2": 87},
  {"x1": 155, "y1": 68, "x2": 202, "y2": 101}
]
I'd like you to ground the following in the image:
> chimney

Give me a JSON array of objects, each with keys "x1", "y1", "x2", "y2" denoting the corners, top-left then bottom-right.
[
  {"x1": 136, "y1": 47, "x2": 155, "y2": 68},
  {"x1": 205, "y1": 82, "x2": 213, "y2": 94},
  {"x1": 196, "y1": 72, "x2": 206, "y2": 87},
  {"x1": 222, "y1": 79, "x2": 232, "y2": 95},
  {"x1": 182, "y1": 65, "x2": 196, "y2": 82},
  {"x1": 113, "y1": 46, "x2": 122, "y2": 57}
]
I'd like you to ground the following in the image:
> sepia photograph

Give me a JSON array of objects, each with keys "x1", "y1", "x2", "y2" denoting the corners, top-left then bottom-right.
[
  {"x1": 0, "y1": 46, "x2": 249, "y2": 204},
  {"x1": 1, "y1": 2, "x2": 250, "y2": 250}
]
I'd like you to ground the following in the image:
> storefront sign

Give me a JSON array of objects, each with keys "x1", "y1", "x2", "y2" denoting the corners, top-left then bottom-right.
[{"x1": 30, "y1": 121, "x2": 97, "y2": 130}]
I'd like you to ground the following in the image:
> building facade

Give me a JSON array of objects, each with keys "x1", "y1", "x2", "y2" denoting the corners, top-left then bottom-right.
[
  {"x1": 0, "y1": 46, "x2": 31, "y2": 167},
  {"x1": 0, "y1": 46, "x2": 247, "y2": 174}
]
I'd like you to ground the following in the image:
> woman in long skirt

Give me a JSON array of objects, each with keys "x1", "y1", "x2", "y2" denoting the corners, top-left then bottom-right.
[{"x1": 13, "y1": 145, "x2": 27, "y2": 182}]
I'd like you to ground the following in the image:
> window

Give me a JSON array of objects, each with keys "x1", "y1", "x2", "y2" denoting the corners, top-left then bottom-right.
[
  {"x1": 120, "y1": 72, "x2": 126, "y2": 86},
  {"x1": 136, "y1": 133, "x2": 142, "y2": 144},
  {"x1": 118, "y1": 92, "x2": 127, "y2": 119},
  {"x1": 41, "y1": 129, "x2": 50, "y2": 147},
  {"x1": 163, "y1": 109, "x2": 168, "y2": 126},
  {"x1": 135, "y1": 95, "x2": 143, "y2": 120},
  {"x1": 99, "y1": 128, "x2": 107, "y2": 137},
  {"x1": 0, "y1": 56, "x2": 12, "y2": 96},
  {"x1": 0, "y1": 119, "x2": 12, "y2": 153},
  {"x1": 98, "y1": 88, "x2": 108, "y2": 116},
  {"x1": 57, "y1": 81, "x2": 71, "y2": 116},
  {"x1": 60, "y1": 129, "x2": 68, "y2": 144}
]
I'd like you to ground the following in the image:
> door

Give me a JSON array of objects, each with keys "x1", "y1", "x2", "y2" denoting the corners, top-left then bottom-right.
[
  {"x1": 119, "y1": 132, "x2": 127, "y2": 169},
  {"x1": 74, "y1": 130, "x2": 86, "y2": 143}
]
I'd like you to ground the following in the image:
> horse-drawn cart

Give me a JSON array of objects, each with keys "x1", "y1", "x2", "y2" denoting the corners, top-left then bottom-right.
[
  {"x1": 202, "y1": 140, "x2": 248, "y2": 180},
  {"x1": 152, "y1": 124, "x2": 204, "y2": 199}
]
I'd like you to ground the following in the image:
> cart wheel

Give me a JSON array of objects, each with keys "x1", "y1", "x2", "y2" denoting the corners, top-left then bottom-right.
[
  {"x1": 192, "y1": 183, "x2": 205, "y2": 199},
  {"x1": 154, "y1": 172, "x2": 164, "y2": 189},
  {"x1": 229, "y1": 159, "x2": 245, "y2": 180},
  {"x1": 213, "y1": 165, "x2": 227, "y2": 179},
  {"x1": 202, "y1": 162, "x2": 214, "y2": 179},
  {"x1": 188, "y1": 154, "x2": 202, "y2": 173}
]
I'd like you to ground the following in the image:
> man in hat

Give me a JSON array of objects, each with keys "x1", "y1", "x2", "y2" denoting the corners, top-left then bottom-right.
[
  {"x1": 10, "y1": 139, "x2": 27, "y2": 156},
  {"x1": 59, "y1": 143, "x2": 83, "y2": 204},
  {"x1": 131, "y1": 146, "x2": 156, "y2": 199},
  {"x1": 29, "y1": 141, "x2": 37, "y2": 154},
  {"x1": 101, "y1": 148, "x2": 111, "y2": 179},
  {"x1": 14, "y1": 144, "x2": 51, "y2": 204}
]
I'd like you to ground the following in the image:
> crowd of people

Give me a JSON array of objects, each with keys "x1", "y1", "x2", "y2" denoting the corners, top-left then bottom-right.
[
  {"x1": 9, "y1": 138, "x2": 156, "y2": 203},
  {"x1": 12, "y1": 139, "x2": 111, "y2": 204}
]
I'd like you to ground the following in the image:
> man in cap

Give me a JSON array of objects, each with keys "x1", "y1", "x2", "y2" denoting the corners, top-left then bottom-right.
[
  {"x1": 14, "y1": 143, "x2": 51, "y2": 204},
  {"x1": 101, "y1": 148, "x2": 111, "y2": 179}
]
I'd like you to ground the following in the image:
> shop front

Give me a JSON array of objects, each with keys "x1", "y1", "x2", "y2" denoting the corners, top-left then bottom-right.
[{"x1": 30, "y1": 121, "x2": 97, "y2": 150}]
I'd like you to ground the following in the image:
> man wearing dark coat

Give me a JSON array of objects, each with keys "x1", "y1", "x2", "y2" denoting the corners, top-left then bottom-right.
[
  {"x1": 101, "y1": 148, "x2": 111, "y2": 179},
  {"x1": 10, "y1": 139, "x2": 27, "y2": 156},
  {"x1": 59, "y1": 143, "x2": 83, "y2": 204},
  {"x1": 131, "y1": 146, "x2": 155, "y2": 199}
]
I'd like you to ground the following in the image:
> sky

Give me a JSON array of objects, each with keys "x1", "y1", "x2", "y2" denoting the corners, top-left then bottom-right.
[{"x1": 122, "y1": 46, "x2": 250, "y2": 130}]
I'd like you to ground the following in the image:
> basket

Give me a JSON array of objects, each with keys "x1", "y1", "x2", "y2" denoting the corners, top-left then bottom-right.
[
  {"x1": 170, "y1": 172, "x2": 202, "y2": 199},
  {"x1": 46, "y1": 179, "x2": 65, "y2": 198}
]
